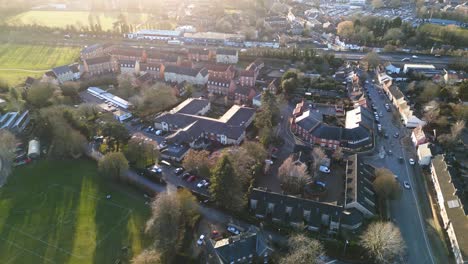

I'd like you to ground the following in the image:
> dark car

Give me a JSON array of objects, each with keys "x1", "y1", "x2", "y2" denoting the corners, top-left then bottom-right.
[
  {"x1": 181, "y1": 172, "x2": 191, "y2": 180},
  {"x1": 174, "y1": 167, "x2": 184, "y2": 175}
]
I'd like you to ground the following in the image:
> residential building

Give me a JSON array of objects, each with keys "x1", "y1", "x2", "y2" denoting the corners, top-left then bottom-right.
[
  {"x1": 412, "y1": 125, "x2": 427, "y2": 147},
  {"x1": 239, "y1": 70, "x2": 256, "y2": 87},
  {"x1": 417, "y1": 143, "x2": 433, "y2": 166},
  {"x1": 203, "y1": 63, "x2": 236, "y2": 79},
  {"x1": 267, "y1": 79, "x2": 280, "y2": 94},
  {"x1": 209, "y1": 228, "x2": 273, "y2": 264},
  {"x1": 216, "y1": 49, "x2": 239, "y2": 64},
  {"x1": 207, "y1": 76, "x2": 236, "y2": 96},
  {"x1": 344, "y1": 154, "x2": 377, "y2": 217},
  {"x1": 233, "y1": 86, "x2": 256, "y2": 104},
  {"x1": 80, "y1": 43, "x2": 115, "y2": 60},
  {"x1": 82, "y1": 56, "x2": 118, "y2": 76},
  {"x1": 385, "y1": 64, "x2": 401, "y2": 74},
  {"x1": 154, "y1": 98, "x2": 255, "y2": 146},
  {"x1": 51, "y1": 65, "x2": 74, "y2": 83},
  {"x1": 430, "y1": 155, "x2": 468, "y2": 264},
  {"x1": 384, "y1": 85, "x2": 426, "y2": 128},
  {"x1": 70, "y1": 64, "x2": 81, "y2": 80},
  {"x1": 119, "y1": 60, "x2": 137, "y2": 74},
  {"x1": 111, "y1": 47, "x2": 143, "y2": 62},
  {"x1": 249, "y1": 188, "x2": 364, "y2": 232},
  {"x1": 164, "y1": 65, "x2": 209, "y2": 85},
  {"x1": 188, "y1": 48, "x2": 213, "y2": 61},
  {"x1": 140, "y1": 62, "x2": 165, "y2": 79}
]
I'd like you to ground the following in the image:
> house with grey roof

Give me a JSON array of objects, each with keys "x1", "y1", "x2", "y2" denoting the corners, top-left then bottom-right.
[
  {"x1": 164, "y1": 65, "x2": 209, "y2": 85},
  {"x1": 208, "y1": 228, "x2": 273, "y2": 264},
  {"x1": 154, "y1": 98, "x2": 255, "y2": 146},
  {"x1": 51, "y1": 65, "x2": 74, "y2": 83}
]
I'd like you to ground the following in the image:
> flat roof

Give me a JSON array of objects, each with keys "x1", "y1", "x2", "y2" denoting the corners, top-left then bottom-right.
[{"x1": 135, "y1": 29, "x2": 181, "y2": 37}]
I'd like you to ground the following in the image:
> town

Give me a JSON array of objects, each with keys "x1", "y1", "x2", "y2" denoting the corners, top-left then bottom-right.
[{"x1": 0, "y1": 0, "x2": 467, "y2": 264}]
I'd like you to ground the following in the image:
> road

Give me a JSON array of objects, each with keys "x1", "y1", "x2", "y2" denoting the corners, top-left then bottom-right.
[{"x1": 360, "y1": 74, "x2": 445, "y2": 264}]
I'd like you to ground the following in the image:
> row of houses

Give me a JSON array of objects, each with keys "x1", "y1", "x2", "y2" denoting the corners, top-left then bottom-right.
[
  {"x1": 249, "y1": 154, "x2": 376, "y2": 232},
  {"x1": 291, "y1": 101, "x2": 374, "y2": 151}
]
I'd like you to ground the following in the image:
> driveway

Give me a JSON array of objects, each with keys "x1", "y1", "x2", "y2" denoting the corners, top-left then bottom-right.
[{"x1": 361, "y1": 78, "x2": 448, "y2": 264}]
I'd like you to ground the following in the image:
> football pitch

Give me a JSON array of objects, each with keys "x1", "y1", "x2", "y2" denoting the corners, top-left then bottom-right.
[{"x1": 0, "y1": 159, "x2": 151, "y2": 264}]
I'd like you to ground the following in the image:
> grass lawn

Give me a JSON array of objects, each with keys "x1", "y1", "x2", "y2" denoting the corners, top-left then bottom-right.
[
  {"x1": 7, "y1": 11, "x2": 150, "y2": 31},
  {"x1": 0, "y1": 44, "x2": 80, "y2": 85},
  {"x1": 0, "y1": 159, "x2": 151, "y2": 264}
]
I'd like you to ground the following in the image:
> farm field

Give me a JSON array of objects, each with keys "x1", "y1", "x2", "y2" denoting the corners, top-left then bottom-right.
[
  {"x1": 0, "y1": 159, "x2": 151, "y2": 264},
  {"x1": 7, "y1": 11, "x2": 151, "y2": 31},
  {"x1": 0, "y1": 44, "x2": 80, "y2": 85}
]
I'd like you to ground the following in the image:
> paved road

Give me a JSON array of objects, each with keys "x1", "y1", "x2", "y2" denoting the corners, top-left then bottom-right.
[
  {"x1": 331, "y1": 51, "x2": 458, "y2": 66},
  {"x1": 360, "y1": 75, "x2": 441, "y2": 264}
]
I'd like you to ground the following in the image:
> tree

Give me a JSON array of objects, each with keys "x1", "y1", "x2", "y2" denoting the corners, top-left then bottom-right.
[
  {"x1": 423, "y1": 100, "x2": 440, "y2": 124},
  {"x1": 360, "y1": 221, "x2": 406, "y2": 264},
  {"x1": 0, "y1": 131, "x2": 17, "y2": 187},
  {"x1": 182, "y1": 149, "x2": 211, "y2": 177},
  {"x1": 373, "y1": 168, "x2": 400, "y2": 201},
  {"x1": 132, "y1": 249, "x2": 161, "y2": 264},
  {"x1": 418, "y1": 82, "x2": 440, "y2": 103},
  {"x1": 209, "y1": 154, "x2": 245, "y2": 212},
  {"x1": 98, "y1": 152, "x2": 129, "y2": 181},
  {"x1": 439, "y1": 120, "x2": 466, "y2": 146},
  {"x1": 383, "y1": 28, "x2": 403, "y2": 43},
  {"x1": 225, "y1": 142, "x2": 267, "y2": 187},
  {"x1": 145, "y1": 192, "x2": 182, "y2": 260},
  {"x1": 311, "y1": 147, "x2": 326, "y2": 177},
  {"x1": 125, "y1": 138, "x2": 159, "y2": 169},
  {"x1": 26, "y1": 81, "x2": 60, "y2": 108},
  {"x1": 281, "y1": 234, "x2": 325, "y2": 264},
  {"x1": 362, "y1": 52, "x2": 381, "y2": 71},
  {"x1": 101, "y1": 121, "x2": 129, "y2": 151},
  {"x1": 372, "y1": 0, "x2": 385, "y2": 9},
  {"x1": 131, "y1": 83, "x2": 177, "y2": 116},
  {"x1": 278, "y1": 156, "x2": 310, "y2": 194},
  {"x1": 332, "y1": 147, "x2": 344, "y2": 161},
  {"x1": 281, "y1": 78, "x2": 298, "y2": 97},
  {"x1": 337, "y1": 21, "x2": 354, "y2": 39}
]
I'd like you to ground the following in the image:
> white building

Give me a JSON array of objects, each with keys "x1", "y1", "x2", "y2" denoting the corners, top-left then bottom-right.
[
  {"x1": 127, "y1": 30, "x2": 182, "y2": 41},
  {"x1": 417, "y1": 143, "x2": 432, "y2": 165},
  {"x1": 87, "y1": 87, "x2": 133, "y2": 109},
  {"x1": 164, "y1": 66, "x2": 209, "y2": 85},
  {"x1": 403, "y1": 64, "x2": 436, "y2": 74}
]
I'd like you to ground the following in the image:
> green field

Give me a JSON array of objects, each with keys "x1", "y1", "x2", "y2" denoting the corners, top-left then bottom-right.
[
  {"x1": 7, "y1": 11, "x2": 150, "y2": 31},
  {"x1": 0, "y1": 159, "x2": 151, "y2": 264},
  {"x1": 0, "y1": 44, "x2": 80, "y2": 85}
]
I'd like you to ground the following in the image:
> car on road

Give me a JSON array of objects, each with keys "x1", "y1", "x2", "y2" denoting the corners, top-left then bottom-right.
[
  {"x1": 197, "y1": 179, "x2": 210, "y2": 188},
  {"x1": 379, "y1": 112, "x2": 383, "y2": 117},
  {"x1": 159, "y1": 141, "x2": 167, "y2": 149},
  {"x1": 150, "y1": 165, "x2": 162, "y2": 174},
  {"x1": 401, "y1": 57, "x2": 410, "y2": 62},
  {"x1": 412, "y1": 55, "x2": 418, "y2": 58},
  {"x1": 197, "y1": 234, "x2": 205, "y2": 246},
  {"x1": 393, "y1": 132, "x2": 399, "y2": 138},
  {"x1": 387, "y1": 149, "x2": 392, "y2": 155},
  {"x1": 174, "y1": 167, "x2": 184, "y2": 174},
  {"x1": 409, "y1": 158, "x2": 415, "y2": 165},
  {"x1": 377, "y1": 124, "x2": 382, "y2": 132},
  {"x1": 181, "y1": 172, "x2": 191, "y2": 179},
  {"x1": 398, "y1": 156, "x2": 404, "y2": 163},
  {"x1": 404, "y1": 181, "x2": 411, "y2": 189},
  {"x1": 319, "y1": 165, "x2": 330, "y2": 173},
  {"x1": 227, "y1": 226, "x2": 241, "y2": 235},
  {"x1": 434, "y1": 54, "x2": 441, "y2": 57}
]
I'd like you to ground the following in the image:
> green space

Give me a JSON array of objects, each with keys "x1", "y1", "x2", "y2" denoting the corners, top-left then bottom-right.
[
  {"x1": 0, "y1": 44, "x2": 80, "y2": 85},
  {"x1": 6, "y1": 11, "x2": 151, "y2": 31},
  {"x1": 0, "y1": 159, "x2": 151, "y2": 264}
]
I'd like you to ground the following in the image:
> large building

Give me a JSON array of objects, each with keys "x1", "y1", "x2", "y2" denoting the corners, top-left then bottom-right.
[
  {"x1": 82, "y1": 56, "x2": 118, "y2": 76},
  {"x1": 207, "y1": 76, "x2": 236, "y2": 96},
  {"x1": 126, "y1": 29, "x2": 182, "y2": 41},
  {"x1": 154, "y1": 98, "x2": 255, "y2": 146},
  {"x1": 216, "y1": 49, "x2": 239, "y2": 64},
  {"x1": 164, "y1": 65, "x2": 209, "y2": 85},
  {"x1": 430, "y1": 155, "x2": 468, "y2": 264}
]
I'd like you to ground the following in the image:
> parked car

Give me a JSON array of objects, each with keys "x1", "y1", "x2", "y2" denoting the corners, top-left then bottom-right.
[
  {"x1": 227, "y1": 226, "x2": 240, "y2": 235},
  {"x1": 197, "y1": 180, "x2": 209, "y2": 188},
  {"x1": 150, "y1": 165, "x2": 162, "y2": 174},
  {"x1": 393, "y1": 132, "x2": 399, "y2": 138},
  {"x1": 174, "y1": 167, "x2": 184, "y2": 174},
  {"x1": 409, "y1": 158, "x2": 415, "y2": 165},
  {"x1": 181, "y1": 172, "x2": 191, "y2": 179},
  {"x1": 155, "y1": 130, "x2": 162, "y2": 135},
  {"x1": 404, "y1": 181, "x2": 411, "y2": 189},
  {"x1": 319, "y1": 165, "x2": 330, "y2": 173},
  {"x1": 187, "y1": 175, "x2": 197, "y2": 182},
  {"x1": 197, "y1": 234, "x2": 205, "y2": 246}
]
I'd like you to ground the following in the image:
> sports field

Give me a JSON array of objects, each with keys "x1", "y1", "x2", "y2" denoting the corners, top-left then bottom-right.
[
  {"x1": 0, "y1": 159, "x2": 151, "y2": 264},
  {"x1": 0, "y1": 44, "x2": 80, "y2": 85},
  {"x1": 7, "y1": 11, "x2": 150, "y2": 31}
]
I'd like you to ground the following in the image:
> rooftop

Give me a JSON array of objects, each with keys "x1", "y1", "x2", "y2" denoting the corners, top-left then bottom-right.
[{"x1": 171, "y1": 98, "x2": 210, "y2": 115}]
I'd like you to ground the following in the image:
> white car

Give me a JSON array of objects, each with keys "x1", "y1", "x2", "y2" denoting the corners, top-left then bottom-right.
[
  {"x1": 197, "y1": 180, "x2": 209, "y2": 188},
  {"x1": 412, "y1": 55, "x2": 418, "y2": 58},
  {"x1": 155, "y1": 130, "x2": 162, "y2": 136},
  {"x1": 197, "y1": 234, "x2": 205, "y2": 246},
  {"x1": 404, "y1": 181, "x2": 411, "y2": 189},
  {"x1": 409, "y1": 158, "x2": 415, "y2": 165},
  {"x1": 319, "y1": 165, "x2": 330, "y2": 173},
  {"x1": 150, "y1": 165, "x2": 162, "y2": 173}
]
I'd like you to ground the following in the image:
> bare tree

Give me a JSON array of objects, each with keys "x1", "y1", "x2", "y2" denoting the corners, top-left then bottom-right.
[
  {"x1": 132, "y1": 249, "x2": 161, "y2": 264},
  {"x1": 423, "y1": 100, "x2": 440, "y2": 124},
  {"x1": 98, "y1": 152, "x2": 129, "y2": 181},
  {"x1": 332, "y1": 147, "x2": 344, "y2": 161},
  {"x1": 278, "y1": 156, "x2": 310, "y2": 194},
  {"x1": 439, "y1": 120, "x2": 466, "y2": 146},
  {"x1": 0, "y1": 130, "x2": 17, "y2": 187},
  {"x1": 281, "y1": 234, "x2": 325, "y2": 264},
  {"x1": 373, "y1": 168, "x2": 400, "y2": 201},
  {"x1": 360, "y1": 221, "x2": 406, "y2": 264}
]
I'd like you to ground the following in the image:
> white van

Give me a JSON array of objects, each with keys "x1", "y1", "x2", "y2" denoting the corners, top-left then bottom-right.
[{"x1": 319, "y1": 166, "x2": 330, "y2": 173}]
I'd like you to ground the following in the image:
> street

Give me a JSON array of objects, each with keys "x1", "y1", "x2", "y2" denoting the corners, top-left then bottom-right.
[{"x1": 361, "y1": 77, "x2": 447, "y2": 264}]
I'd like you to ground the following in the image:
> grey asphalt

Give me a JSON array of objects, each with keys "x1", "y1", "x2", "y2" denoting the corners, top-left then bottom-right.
[{"x1": 360, "y1": 75, "x2": 443, "y2": 264}]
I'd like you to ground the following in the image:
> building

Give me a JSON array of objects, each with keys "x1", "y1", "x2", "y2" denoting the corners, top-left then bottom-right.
[
  {"x1": 183, "y1": 32, "x2": 245, "y2": 46},
  {"x1": 154, "y1": 98, "x2": 255, "y2": 146},
  {"x1": 119, "y1": 60, "x2": 137, "y2": 74},
  {"x1": 51, "y1": 65, "x2": 74, "y2": 83},
  {"x1": 384, "y1": 85, "x2": 426, "y2": 128},
  {"x1": 430, "y1": 155, "x2": 468, "y2": 264},
  {"x1": 82, "y1": 56, "x2": 118, "y2": 76},
  {"x1": 412, "y1": 125, "x2": 427, "y2": 147},
  {"x1": 216, "y1": 49, "x2": 239, "y2": 64},
  {"x1": 291, "y1": 103, "x2": 373, "y2": 151},
  {"x1": 27, "y1": 139, "x2": 40, "y2": 159},
  {"x1": 403, "y1": 64, "x2": 436, "y2": 74},
  {"x1": 164, "y1": 65, "x2": 209, "y2": 85},
  {"x1": 343, "y1": 154, "x2": 377, "y2": 217},
  {"x1": 126, "y1": 29, "x2": 182, "y2": 41},
  {"x1": 0, "y1": 98, "x2": 6, "y2": 108},
  {"x1": 239, "y1": 70, "x2": 256, "y2": 87},
  {"x1": 203, "y1": 63, "x2": 236, "y2": 79},
  {"x1": 349, "y1": 0, "x2": 366, "y2": 6},
  {"x1": 267, "y1": 79, "x2": 280, "y2": 94},
  {"x1": 264, "y1": 16, "x2": 289, "y2": 32},
  {"x1": 417, "y1": 143, "x2": 433, "y2": 166},
  {"x1": 140, "y1": 62, "x2": 165, "y2": 79},
  {"x1": 209, "y1": 229, "x2": 273, "y2": 264},
  {"x1": 188, "y1": 48, "x2": 213, "y2": 62},
  {"x1": 249, "y1": 188, "x2": 364, "y2": 232},
  {"x1": 0, "y1": 110, "x2": 30, "y2": 134},
  {"x1": 80, "y1": 43, "x2": 115, "y2": 60},
  {"x1": 86, "y1": 87, "x2": 133, "y2": 109},
  {"x1": 233, "y1": 86, "x2": 256, "y2": 104},
  {"x1": 207, "y1": 76, "x2": 236, "y2": 96}
]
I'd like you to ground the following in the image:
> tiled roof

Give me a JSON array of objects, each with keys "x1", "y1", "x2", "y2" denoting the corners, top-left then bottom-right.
[
  {"x1": 52, "y1": 65, "x2": 72, "y2": 76},
  {"x1": 240, "y1": 70, "x2": 255, "y2": 77},
  {"x1": 217, "y1": 48, "x2": 238, "y2": 56},
  {"x1": 234, "y1": 86, "x2": 255, "y2": 97},
  {"x1": 204, "y1": 63, "x2": 234, "y2": 73},
  {"x1": 165, "y1": 65, "x2": 208, "y2": 77},
  {"x1": 172, "y1": 98, "x2": 210, "y2": 115},
  {"x1": 85, "y1": 56, "x2": 111, "y2": 65},
  {"x1": 389, "y1": 86, "x2": 404, "y2": 100}
]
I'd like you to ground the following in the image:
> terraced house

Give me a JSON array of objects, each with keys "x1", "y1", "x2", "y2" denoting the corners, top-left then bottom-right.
[{"x1": 164, "y1": 65, "x2": 209, "y2": 85}]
